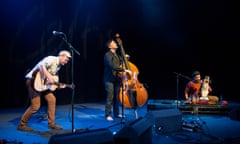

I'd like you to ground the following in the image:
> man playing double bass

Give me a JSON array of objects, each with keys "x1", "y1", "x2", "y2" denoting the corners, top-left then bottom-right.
[{"x1": 103, "y1": 39, "x2": 132, "y2": 122}]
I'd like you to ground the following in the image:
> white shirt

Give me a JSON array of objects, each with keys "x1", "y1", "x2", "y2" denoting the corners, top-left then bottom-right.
[{"x1": 25, "y1": 56, "x2": 60, "y2": 78}]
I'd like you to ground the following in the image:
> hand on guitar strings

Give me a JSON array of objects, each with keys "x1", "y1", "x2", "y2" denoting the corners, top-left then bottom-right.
[{"x1": 125, "y1": 69, "x2": 132, "y2": 76}]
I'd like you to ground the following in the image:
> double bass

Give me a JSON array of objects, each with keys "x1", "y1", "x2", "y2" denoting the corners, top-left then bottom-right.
[{"x1": 115, "y1": 34, "x2": 148, "y2": 109}]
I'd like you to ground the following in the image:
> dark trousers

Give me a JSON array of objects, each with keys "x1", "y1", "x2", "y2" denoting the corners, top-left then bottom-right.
[{"x1": 104, "y1": 81, "x2": 121, "y2": 117}]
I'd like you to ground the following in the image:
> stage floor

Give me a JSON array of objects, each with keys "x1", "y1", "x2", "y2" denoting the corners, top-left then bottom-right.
[{"x1": 1, "y1": 100, "x2": 240, "y2": 144}]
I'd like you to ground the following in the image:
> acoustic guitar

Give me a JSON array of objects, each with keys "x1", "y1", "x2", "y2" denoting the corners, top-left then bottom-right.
[{"x1": 33, "y1": 71, "x2": 74, "y2": 92}]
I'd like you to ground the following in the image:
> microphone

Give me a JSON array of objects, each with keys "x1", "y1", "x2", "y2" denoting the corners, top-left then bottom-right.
[{"x1": 52, "y1": 30, "x2": 65, "y2": 36}]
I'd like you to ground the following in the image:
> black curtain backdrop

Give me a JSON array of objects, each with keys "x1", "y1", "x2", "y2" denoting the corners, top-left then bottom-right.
[{"x1": 1, "y1": 0, "x2": 239, "y2": 108}]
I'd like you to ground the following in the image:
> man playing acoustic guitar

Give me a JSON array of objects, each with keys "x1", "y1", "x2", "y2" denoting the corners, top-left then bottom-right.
[{"x1": 17, "y1": 50, "x2": 72, "y2": 131}]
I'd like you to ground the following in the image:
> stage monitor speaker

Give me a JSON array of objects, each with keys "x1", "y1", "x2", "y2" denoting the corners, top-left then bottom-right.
[
  {"x1": 146, "y1": 108, "x2": 182, "y2": 133},
  {"x1": 229, "y1": 106, "x2": 240, "y2": 121},
  {"x1": 48, "y1": 128, "x2": 114, "y2": 144},
  {"x1": 114, "y1": 117, "x2": 153, "y2": 144}
]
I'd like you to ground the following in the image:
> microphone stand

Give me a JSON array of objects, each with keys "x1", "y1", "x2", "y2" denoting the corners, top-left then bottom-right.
[
  {"x1": 176, "y1": 73, "x2": 180, "y2": 109},
  {"x1": 60, "y1": 34, "x2": 80, "y2": 133},
  {"x1": 120, "y1": 55, "x2": 126, "y2": 124},
  {"x1": 173, "y1": 72, "x2": 191, "y2": 109},
  {"x1": 116, "y1": 35, "x2": 128, "y2": 124}
]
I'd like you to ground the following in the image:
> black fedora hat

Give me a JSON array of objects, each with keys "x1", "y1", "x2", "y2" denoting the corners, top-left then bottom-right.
[{"x1": 192, "y1": 71, "x2": 200, "y2": 77}]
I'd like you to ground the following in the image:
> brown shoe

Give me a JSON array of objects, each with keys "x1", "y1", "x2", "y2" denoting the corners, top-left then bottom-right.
[
  {"x1": 17, "y1": 125, "x2": 34, "y2": 132},
  {"x1": 48, "y1": 124, "x2": 63, "y2": 130}
]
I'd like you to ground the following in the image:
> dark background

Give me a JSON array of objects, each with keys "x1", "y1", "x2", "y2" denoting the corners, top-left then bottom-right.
[{"x1": 1, "y1": 0, "x2": 239, "y2": 108}]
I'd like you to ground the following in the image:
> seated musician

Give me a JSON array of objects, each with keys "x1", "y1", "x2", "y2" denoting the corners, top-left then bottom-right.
[{"x1": 184, "y1": 71, "x2": 219, "y2": 104}]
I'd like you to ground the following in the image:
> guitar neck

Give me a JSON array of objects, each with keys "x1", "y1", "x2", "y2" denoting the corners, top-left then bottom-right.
[{"x1": 59, "y1": 83, "x2": 73, "y2": 89}]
